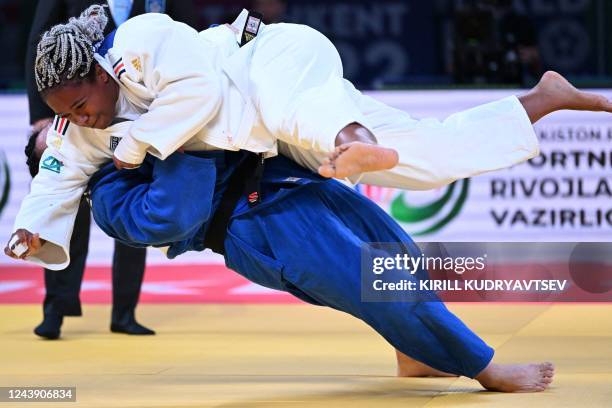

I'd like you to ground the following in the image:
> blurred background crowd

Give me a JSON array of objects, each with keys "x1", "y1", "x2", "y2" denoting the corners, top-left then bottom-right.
[{"x1": 1, "y1": 0, "x2": 611, "y2": 88}]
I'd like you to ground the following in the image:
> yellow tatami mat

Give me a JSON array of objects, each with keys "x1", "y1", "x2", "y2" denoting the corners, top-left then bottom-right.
[{"x1": 1, "y1": 304, "x2": 611, "y2": 407}]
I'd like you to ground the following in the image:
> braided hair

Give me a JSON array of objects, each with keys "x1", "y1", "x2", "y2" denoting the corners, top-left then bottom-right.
[{"x1": 35, "y1": 5, "x2": 108, "y2": 94}]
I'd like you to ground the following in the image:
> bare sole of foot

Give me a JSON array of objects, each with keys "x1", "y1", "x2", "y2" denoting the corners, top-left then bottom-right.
[
  {"x1": 475, "y1": 362, "x2": 555, "y2": 393},
  {"x1": 523, "y1": 71, "x2": 612, "y2": 122},
  {"x1": 396, "y1": 351, "x2": 458, "y2": 378},
  {"x1": 318, "y1": 142, "x2": 399, "y2": 179}
]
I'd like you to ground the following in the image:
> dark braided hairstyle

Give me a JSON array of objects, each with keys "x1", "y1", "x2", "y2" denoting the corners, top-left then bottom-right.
[{"x1": 35, "y1": 5, "x2": 108, "y2": 95}]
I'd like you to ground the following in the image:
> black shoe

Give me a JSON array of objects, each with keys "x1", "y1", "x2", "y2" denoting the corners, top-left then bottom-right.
[
  {"x1": 34, "y1": 314, "x2": 63, "y2": 340},
  {"x1": 110, "y1": 319, "x2": 155, "y2": 335}
]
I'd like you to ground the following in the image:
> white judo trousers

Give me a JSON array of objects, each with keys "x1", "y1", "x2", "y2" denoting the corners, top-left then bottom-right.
[{"x1": 244, "y1": 23, "x2": 539, "y2": 190}]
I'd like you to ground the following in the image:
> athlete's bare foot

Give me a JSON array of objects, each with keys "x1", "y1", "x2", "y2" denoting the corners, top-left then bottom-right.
[
  {"x1": 520, "y1": 71, "x2": 612, "y2": 123},
  {"x1": 318, "y1": 142, "x2": 399, "y2": 179},
  {"x1": 475, "y1": 362, "x2": 555, "y2": 393},
  {"x1": 395, "y1": 350, "x2": 458, "y2": 377}
]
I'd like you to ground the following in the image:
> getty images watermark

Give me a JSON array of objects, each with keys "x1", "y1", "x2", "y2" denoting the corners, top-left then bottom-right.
[{"x1": 360, "y1": 242, "x2": 612, "y2": 302}]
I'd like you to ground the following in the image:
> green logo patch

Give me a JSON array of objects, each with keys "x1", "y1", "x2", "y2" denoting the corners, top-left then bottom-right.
[{"x1": 41, "y1": 156, "x2": 64, "y2": 174}]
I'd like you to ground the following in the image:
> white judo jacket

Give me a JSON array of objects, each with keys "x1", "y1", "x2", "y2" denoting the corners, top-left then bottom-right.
[
  {"x1": 99, "y1": 10, "x2": 275, "y2": 163},
  {"x1": 102, "y1": 10, "x2": 351, "y2": 163}
]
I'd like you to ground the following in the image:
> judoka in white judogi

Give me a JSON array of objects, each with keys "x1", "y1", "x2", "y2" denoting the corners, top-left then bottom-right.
[{"x1": 12, "y1": 9, "x2": 540, "y2": 270}]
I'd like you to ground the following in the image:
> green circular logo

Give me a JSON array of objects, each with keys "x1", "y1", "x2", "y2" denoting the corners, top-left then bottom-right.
[{"x1": 390, "y1": 179, "x2": 470, "y2": 236}]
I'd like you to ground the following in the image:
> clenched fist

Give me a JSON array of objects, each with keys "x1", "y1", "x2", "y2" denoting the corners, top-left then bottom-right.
[{"x1": 4, "y1": 229, "x2": 45, "y2": 259}]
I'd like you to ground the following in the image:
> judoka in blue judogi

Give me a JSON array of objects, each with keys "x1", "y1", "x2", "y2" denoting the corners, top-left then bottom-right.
[{"x1": 88, "y1": 151, "x2": 494, "y2": 378}]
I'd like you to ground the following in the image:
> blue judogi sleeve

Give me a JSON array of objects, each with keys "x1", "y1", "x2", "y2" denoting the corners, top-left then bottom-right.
[{"x1": 90, "y1": 153, "x2": 218, "y2": 247}]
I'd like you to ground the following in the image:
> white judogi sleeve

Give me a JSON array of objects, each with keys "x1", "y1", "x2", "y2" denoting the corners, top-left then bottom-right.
[
  {"x1": 12, "y1": 119, "x2": 122, "y2": 270},
  {"x1": 110, "y1": 14, "x2": 223, "y2": 164},
  {"x1": 13, "y1": 129, "x2": 97, "y2": 269}
]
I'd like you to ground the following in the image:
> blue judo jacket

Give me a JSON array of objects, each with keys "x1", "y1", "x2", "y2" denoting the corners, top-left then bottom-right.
[{"x1": 88, "y1": 151, "x2": 325, "y2": 257}]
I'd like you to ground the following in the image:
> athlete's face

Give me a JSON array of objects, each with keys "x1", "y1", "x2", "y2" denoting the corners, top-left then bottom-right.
[{"x1": 44, "y1": 64, "x2": 119, "y2": 130}]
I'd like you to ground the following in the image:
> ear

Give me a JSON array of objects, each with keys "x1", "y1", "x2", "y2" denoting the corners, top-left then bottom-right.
[{"x1": 95, "y1": 64, "x2": 110, "y2": 83}]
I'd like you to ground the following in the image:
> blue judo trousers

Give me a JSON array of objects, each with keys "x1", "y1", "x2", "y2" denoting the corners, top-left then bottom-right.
[{"x1": 89, "y1": 151, "x2": 494, "y2": 378}]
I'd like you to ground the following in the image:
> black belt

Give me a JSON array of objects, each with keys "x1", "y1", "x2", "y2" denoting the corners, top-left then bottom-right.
[{"x1": 203, "y1": 152, "x2": 264, "y2": 255}]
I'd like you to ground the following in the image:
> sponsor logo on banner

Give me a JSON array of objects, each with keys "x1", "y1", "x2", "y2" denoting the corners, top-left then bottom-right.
[
  {"x1": 359, "y1": 180, "x2": 469, "y2": 236},
  {"x1": 488, "y1": 125, "x2": 612, "y2": 234},
  {"x1": 390, "y1": 180, "x2": 469, "y2": 236}
]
